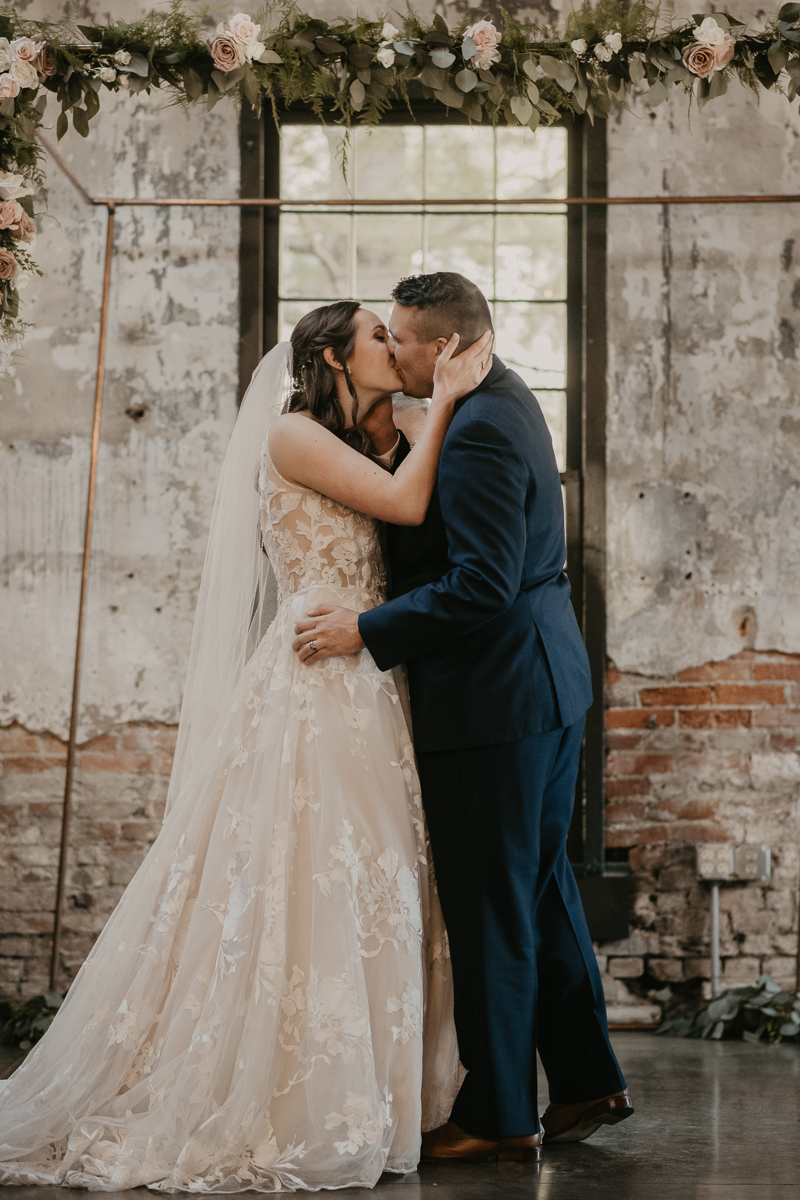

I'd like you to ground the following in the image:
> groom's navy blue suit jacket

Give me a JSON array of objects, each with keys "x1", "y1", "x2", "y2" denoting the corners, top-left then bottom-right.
[{"x1": 358, "y1": 355, "x2": 593, "y2": 753}]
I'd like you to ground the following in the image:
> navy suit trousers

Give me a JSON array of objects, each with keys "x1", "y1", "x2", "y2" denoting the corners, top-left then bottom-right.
[{"x1": 417, "y1": 721, "x2": 625, "y2": 1138}]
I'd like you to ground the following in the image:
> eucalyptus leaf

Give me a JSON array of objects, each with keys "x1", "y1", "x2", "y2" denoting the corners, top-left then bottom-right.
[
  {"x1": 393, "y1": 41, "x2": 417, "y2": 56},
  {"x1": 742, "y1": 1029, "x2": 764, "y2": 1044},
  {"x1": 527, "y1": 108, "x2": 541, "y2": 131},
  {"x1": 510, "y1": 94, "x2": 533, "y2": 124},
  {"x1": 526, "y1": 82, "x2": 540, "y2": 104},
  {"x1": 648, "y1": 79, "x2": 668, "y2": 106},
  {"x1": 257, "y1": 49, "x2": 284, "y2": 64},
  {"x1": 462, "y1": 37, "x2": 477, "y2": 61},
  {"x1": 696, "y1": 77, "x2": 712, "y2": 110},
  {"x1": 440, "y1": 83, "x2": 464, "y2": 108},
  {"x1": 349, "y1": 78, "x2": 365, "y2": 110},
  {"x1": 779, "y1": 1, "x2": 800, "y2": 18},
  {"x1": 630, "y1": 56, "x2": 646, "y2": 84},
  {"x1": 779, "y1": 1022, "x2": 800, "y2": 1036},
  {"x1": 418, "y1": 65, "x2": 446, "y2": 90},
  {"x1": 128, "y1": 74, "x2": 149, "y2": 94},
  {"x1": 522, "y1": 58, "x2": 539, "y2": 81},
  {"x1": 768, "y1": 40, "x2": 790, "y2": 73},
  {"x1": 56, "y1": 110, "x2": 68, "y2": 140},
  {"x1": 431, "y1": 49, "x2": 456, "y2": 68},
  {"x1": 183, "y1": 67, "x2": 204, "y2": 100},
  {"x1": 72, "y1": 106, "x2": 89, "y2": 137},
  {"x1": 125, "y1": 52, "x2": 150, "y2": 78},
  {"x1": 708, "y1": 71, "x2": 728, "y2": 98},
  {"x1": 315, "y1": 37, "x2": 347, "y2": 54},
  {"x1": 536, "y1": 97, "x2": 561, "y2": 118},
  {"x1": 455, "y1": 67, "x2": 478, "y2": 92},
  {"x1": 710, "y1": 1020, "x2": 726, "y2": 1039}
]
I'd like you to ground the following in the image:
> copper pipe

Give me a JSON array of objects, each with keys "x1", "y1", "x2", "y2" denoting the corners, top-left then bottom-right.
[
  {"x1": 49, "y1": 203, "x2": 116, "y2": 993},
  {"x1": 90, "y1": 194, "x2": 800, "y2": 207}
]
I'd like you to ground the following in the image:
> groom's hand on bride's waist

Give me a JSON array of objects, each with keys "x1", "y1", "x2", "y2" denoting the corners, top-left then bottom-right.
[{"x1": 293, "y1": 606, "x2": 365, "y2": 662}]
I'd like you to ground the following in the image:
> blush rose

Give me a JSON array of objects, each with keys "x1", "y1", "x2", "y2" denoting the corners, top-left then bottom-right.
[
  {"x1": 465, "y1": 19, "x2": 502, "y2": 70},
  {"x1": 683, "y1": 36, "x2": 734, "y2": 77},
  {"x1": 210, "y1": 32, "x2": 244, "y2": 72},
  {"x1": 0, "y1": 72, "x2": 20, "y2": 99},
  {"x1": 15, "y1": 211, "x2": 36, "y2": 244},
  {"x1": 0, "y1": 199, "x2": 23, "y2": 232},
  {"x1": 34, "y1": 46, "x2": 56, "y2": 79},
  {"x1": 0, "y1": 248, "x2": 20, "y2": 280}
]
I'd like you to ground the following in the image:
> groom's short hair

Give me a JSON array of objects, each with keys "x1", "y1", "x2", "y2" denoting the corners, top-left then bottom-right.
[{"x1": 390, "y1": 272, "x2": 493, "y2": 348}]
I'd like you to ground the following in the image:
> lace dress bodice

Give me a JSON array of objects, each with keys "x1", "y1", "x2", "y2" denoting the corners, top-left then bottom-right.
[{"x1": 258, "y1": 444, "x2": 386, "y2": 604}]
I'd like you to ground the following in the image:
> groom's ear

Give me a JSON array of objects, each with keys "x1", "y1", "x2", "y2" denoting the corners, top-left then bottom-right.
[{"x1": 432, "y1": 337, "x2": 450, "y2": 358}]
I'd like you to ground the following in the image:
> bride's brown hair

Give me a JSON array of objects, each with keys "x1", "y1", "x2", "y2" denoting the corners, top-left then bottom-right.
[{"x1": 286, "y1": 300, "x2": 372, "y2": 456}]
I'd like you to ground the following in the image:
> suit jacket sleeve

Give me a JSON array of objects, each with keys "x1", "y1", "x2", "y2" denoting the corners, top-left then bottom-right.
[{"x1": 360, "y1": 415, "x2": 527, "y2": 671}]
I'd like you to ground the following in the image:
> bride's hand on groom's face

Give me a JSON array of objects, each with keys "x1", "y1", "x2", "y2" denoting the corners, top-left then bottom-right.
[
  {"x1": 293, "y1": 606, "x2": 365, "y2": 663},
  {"x1": 432, "y1": 329, "x2": 493, "y2": 407}
]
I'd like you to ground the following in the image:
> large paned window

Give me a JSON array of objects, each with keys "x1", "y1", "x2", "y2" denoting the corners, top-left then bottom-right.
[{"x1": 276, "y1": 124, "x2": 567, "y2": 471}]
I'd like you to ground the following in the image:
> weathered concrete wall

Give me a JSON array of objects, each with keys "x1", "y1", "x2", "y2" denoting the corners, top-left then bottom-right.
[
  {"x1": 1, "y1": 1, "x2": 240, "y2": 743},
  {"x1": 603, "y1": 0, "x2": 800, "y2": 1001}
]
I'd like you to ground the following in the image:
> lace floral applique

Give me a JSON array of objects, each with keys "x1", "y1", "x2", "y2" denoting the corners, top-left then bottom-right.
[
  {"x1": 386, "y1": 983, "x2": 423, "y2": 1045},
  {"x1": 324, "y1": 1088, "x2": 392, "y2": 1157}
]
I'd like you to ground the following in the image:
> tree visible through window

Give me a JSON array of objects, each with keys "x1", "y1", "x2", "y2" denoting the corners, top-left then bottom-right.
[{"x1": 277, "y1": 123, "x2": 567, "y2": 471}]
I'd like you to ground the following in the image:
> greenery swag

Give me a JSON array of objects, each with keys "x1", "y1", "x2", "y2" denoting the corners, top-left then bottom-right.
[{"x1": 1, "y1": 0, "x2": 800, "y2": 357}]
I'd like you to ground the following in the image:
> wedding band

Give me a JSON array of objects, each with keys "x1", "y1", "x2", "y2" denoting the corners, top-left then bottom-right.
[{"x1": 308, "y1": 641, "x2": 318, "y2": 655}]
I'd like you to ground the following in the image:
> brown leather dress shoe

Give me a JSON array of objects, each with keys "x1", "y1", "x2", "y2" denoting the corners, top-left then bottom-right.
[
  {"x1": 497, "y1": 1131, "x2": 543, "y2": 1162},
  {"x1": 421, "y1": 1121, "x2": 499, "y2": 1162},
  {"x1": 541, "y1": 1089, "x2": 634, "y2": 1144}
]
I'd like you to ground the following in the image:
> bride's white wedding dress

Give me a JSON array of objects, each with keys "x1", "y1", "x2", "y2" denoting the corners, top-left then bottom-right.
[{"x1": 0, "y1": 440, "x2": 459, "y2": 1191}]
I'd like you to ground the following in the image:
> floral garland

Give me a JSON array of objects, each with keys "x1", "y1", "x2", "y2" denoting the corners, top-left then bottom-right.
[{"x1": 2, "y1": 0, "x2": 800, "y2": 360}]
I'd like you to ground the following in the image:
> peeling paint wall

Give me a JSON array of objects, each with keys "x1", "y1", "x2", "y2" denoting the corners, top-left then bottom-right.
[
  {"x1": 1, "y1": 1, "x2": 240, "y2": 743},
  {"x1": 607, "y1": 1, "x2": 800, "y2": 677}
]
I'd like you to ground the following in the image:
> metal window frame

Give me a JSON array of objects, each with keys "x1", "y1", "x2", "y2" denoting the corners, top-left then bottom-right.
[{"x1": 239, "y1": 104, "x2": 627, "y2": 939}]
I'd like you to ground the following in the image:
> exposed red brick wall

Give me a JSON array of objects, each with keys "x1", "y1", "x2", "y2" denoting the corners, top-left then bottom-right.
[
  {"x1": 0, "y1": 723, "x2": 175, "y2": 1000},
  {"x1": 601, "y1": 651, "x2": 800, "y2": 999}
]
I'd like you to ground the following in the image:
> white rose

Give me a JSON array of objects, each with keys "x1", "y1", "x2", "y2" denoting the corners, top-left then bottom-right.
[
  {"x1": 0, "y1": 171, "x2": 33, "y2": 201},
  {"x1": 9, "y1": 37, "x2": 42, "y2": 64},
  {"x1": 0, "y1": 38, "x2": 11, "y2": 71},
  {"x1": 694, "y1": 17, "x2": 726, "y2": 47},
  {"x1": 15, "y1": 270, "x2": 30, "y2": 290},
  {"x1": 571, "y1": 39, "x2": 588, "y2": 55},
  {"x1": 98, "y1": 66, "x2": 117, "y2": 83},
  {"x1": 228, "y1": 13, "x2": 261, "y2": 46},
  {"x1": 605, "y1": 31, "x2": 622, "y2": 53},
  {"x1": 594, "y1": 43, "x2": 612, "y2": 62},
  {"x1": 114, "y1": 49, "x2": 131, "y2": 66},
  {"x1": 244, "y1": 39, "x2": 266, "y2": 62},
  {"x1": 376, "y1": 46, "x2": 396, "y2": 68},
  {"x1": 381, "y1": 22, "x2": 401, "y2": 43},
  {"x1": 473, "y1": 46, "x2": 501, "y2": 70},
  {"x1": 10, "y1": 59, "x2": 38, "y2": 89}
]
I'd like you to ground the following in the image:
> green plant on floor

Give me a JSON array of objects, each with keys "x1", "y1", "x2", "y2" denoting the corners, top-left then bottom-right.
[
  {"x1": 0, "y1": 990, "x2": 62, "y2": 1051},
  {"x1": 657, "y1": 975, "x2": 800, "y2": 1044}
]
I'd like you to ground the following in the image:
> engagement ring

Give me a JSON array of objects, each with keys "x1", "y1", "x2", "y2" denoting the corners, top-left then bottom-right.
[{"x1": 308, "y1": 641, "x2": 318, "y2": 655}]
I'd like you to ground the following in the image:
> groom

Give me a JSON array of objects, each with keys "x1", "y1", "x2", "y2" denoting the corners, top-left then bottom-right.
[{"x1": 293, "y1": 272, "x2": 632, "y2": 1158}]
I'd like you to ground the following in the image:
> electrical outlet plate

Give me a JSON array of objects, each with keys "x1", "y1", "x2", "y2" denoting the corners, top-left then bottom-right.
[
  {"x1": 733, "y1": 843, "x2": 771, "y2": 882},
  {"x1": 696, "y1": 843, "x2": 734, "y2": 880}
]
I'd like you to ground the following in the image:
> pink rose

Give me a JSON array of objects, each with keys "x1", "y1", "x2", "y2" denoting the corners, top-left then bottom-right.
[
  {"x1": 464, "y1": 20, "x2": 501, "y2": 53},
  {"x1": 712, "y1": 36, "x2": 735, "y2": 71},
  {"x1": 10, "y1": 37, "x2": 43, "y2": 65},
  {"x1": 209, "y1": 32, "x2": 244, "y2": 72},
  {"x1": 14, "y1": 211, "x2": 36, "y2": 243},
  {"x1": 682, "y1": 42, "x2": 716, "y2": 77},
  {"x1": 228, "y1": 13, "x2": 261, "y2": 46},
  {"x1": 683, "y1": 34, "x2": 734, "y2": 77},
  {"x1": 35, "y1": 46, "x2": 56, "y2": 79},
  {"x1": 0, "y1": 248, "x2": 20, "y2": 280},
  {"x1": 0, "y1": 199, "x2": 24, "y2": 231},
  {"x1": 0, "y1": 72, "x2": 20, "y2": 99}
]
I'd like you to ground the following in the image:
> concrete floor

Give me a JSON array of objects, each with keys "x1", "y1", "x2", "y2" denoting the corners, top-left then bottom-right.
[{"x1": 1, "y1": 1032, "x2": 798, "y2": 1198}]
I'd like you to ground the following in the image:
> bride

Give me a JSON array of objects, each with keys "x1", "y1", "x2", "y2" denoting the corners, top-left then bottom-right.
[{"x1": 0, "y1": 300, "x2": 491, "y2": 1192}]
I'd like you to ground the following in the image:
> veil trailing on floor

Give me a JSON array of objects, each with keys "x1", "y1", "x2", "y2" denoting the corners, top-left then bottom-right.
[{"x1": 165, "y1": 342, "x2": 292, "y2": 817}]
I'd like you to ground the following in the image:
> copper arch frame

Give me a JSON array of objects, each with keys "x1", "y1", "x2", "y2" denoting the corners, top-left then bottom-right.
[{"x1": 35, "y1": 130, "x2": 800, "y2": 994}]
